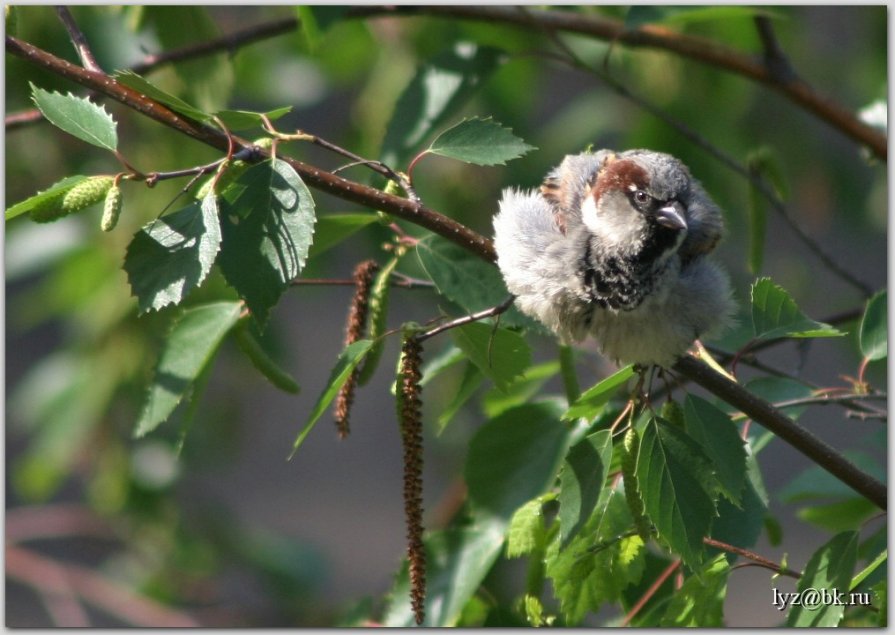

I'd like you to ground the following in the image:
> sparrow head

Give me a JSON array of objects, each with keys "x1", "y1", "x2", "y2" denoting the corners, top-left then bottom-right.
[{"x1": 580, "y1": 153, "x2": 691, "y2": 256}]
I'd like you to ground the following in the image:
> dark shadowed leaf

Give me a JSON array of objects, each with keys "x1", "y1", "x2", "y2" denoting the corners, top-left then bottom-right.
[
  {"x1": 684, "y1": 395, "x2": 747, "y2": 505},
  {"x1": 558, "y1": 430, "x2": 613, "y2": 547},
  {"x1": 637, "y1": 416, "x2": 718, "y2": 568},
  {"x1": 218, "y1": 159, "x2": 316, "y2": 326}
]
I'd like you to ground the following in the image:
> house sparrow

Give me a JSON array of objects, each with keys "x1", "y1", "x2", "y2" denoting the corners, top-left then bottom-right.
[{"x1": 493, "y1": 149, "x2": 733, "y2": 367}]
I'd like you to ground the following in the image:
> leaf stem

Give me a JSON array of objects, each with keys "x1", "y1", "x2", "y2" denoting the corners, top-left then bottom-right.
[{"x1": 558, "y1": 344, "x2": 581, "y2": 405}]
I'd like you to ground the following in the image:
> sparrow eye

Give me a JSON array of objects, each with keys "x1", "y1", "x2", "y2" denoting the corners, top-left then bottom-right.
[{"x1": 633, "y1": 190, "x2": 650, "y2": 205}]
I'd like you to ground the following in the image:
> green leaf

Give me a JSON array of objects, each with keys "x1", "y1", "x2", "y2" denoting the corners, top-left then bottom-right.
[
  {"x1": 708, "y1": 450, "x2": 768, "y2": 552},
  {"x1": 427, "y1": 117, "x2": 535, "y2": 166},
  {"x1": 124, "y1": 193, "x2": 223, "y2": 313},
  {"x1": 558, "y1": 430, "x2": 613, "y2": 547},
  {"x1": 507, "y1": 496, "x2": 549, "y2": 558},
  {"x1": 482, "y1": 360, "x2": 560, "y2": 418},
  {"x1": 546, "y1": 490, "x2": 646, "y2": 624},
  {"x1": 787, "y1": 531, "x2": 858, "y2": 626},
  {"x1": 850, "y1": 549, "x2": 887, "y2": 592},
  {"x1": 660, "y1": 554, "x2": 729, "y2": 626},
  {"x1": 218, "y1": 159, "x2": 316, "y2": 326},
  {"x1": 436, "y1": 362, "x2": 484, "y2": 433},
  {"x1": 30, "y1": 84, "x2": 118, "y2": 151},
  {"x1": 415, "y1": 234, "x2": 537, "y2": 330},
  {"x1": 290, "y1": 339, "x2": 373, "y2": 456},
  {"x1": 465, "y1": 402, "x2": 570, "y2": 519},
  {"x1": 746, "y1": 174, "x2": 766, "y2": 274},
  {"x1": 381, "y1": 43, "x2": 504, "y2": 165},
  {"x1": 450, "y1": 322, "x2": 531, "y2": 393},
  {"x1": 797, "y1": 497, "x2": 877, "y2": 533},
  {"x1": 683, "y1": 395, "x2": 747, "y2": 505},
  {"x1": 213, "y1": 106, "x2": 293, "y2": 131},
  {"x1": 307, "y1": 213, "x2": 378, "y2": 259},
  {"x1": 135, "y1": 301, "x2": 243, "y2": 437},
  {"x1": 636, "y1": 416, "x2": 718, "y2": 568},
  {"x1": 751, "y1": 277, "x2": 844, "y2": 340},
  {"x1": 383, "y1": 520, "x2": 507, "y2": 626},
  {"x1": 5, "y1": 175, "x2": 88, "y2": 221},
  {"x1": 859, "y1": 290, "x2": 887, "y2": 360},
  {"x1": 562, "y1": 365, "x2": 636, "y2": 421},
  {"x1": 295, "y1": 6, "x2": 350, "y2": 51},
  {"x1": 387, "y1": 401, "x2": 569, "y2": 626},
  {"x1": 113, "y1": 70, "x2": 211, "y2": 123}
]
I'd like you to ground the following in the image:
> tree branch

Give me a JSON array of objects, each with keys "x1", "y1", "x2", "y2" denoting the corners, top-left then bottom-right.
[
  {"x1": 6, "y1": 35, "x2": 494, "y2": 262},
  {"x1": 673, "y1": 355, "x2": 886, "y2": 510},
  {"x1": 349, "y1": 5, "x2": 886, "y2": 161},
  {"x1": 7, "y1": 34, "x2": 885, "y2": 511},
  {"x1": 55, "y1": 6, "x2": 103, "y2": 72}
]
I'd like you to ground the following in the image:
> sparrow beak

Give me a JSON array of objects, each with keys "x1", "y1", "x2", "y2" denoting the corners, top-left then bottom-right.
[{"x1": 655, "y1": 201, "x2": 687, "y2": 231}]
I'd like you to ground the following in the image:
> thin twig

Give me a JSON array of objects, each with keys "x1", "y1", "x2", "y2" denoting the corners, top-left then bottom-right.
[
  {"x1": 673, "y1": 355, "x2": 887, "y2": 510},
  {"x1": 55, "y1": 6, "x2": 103, "y2": 72},
  {"x1": 703, "y1": 536, "x2": 800, "y2": 579},
  {"x1": 291, "y1": 275, "x2": 434, "y2": 289},
  {"x1": 416, "y1": 295, "x2": 515, "y2": 343},
  {"x1": 622, "y1": 559, "x2": 680, "y2": 626}
]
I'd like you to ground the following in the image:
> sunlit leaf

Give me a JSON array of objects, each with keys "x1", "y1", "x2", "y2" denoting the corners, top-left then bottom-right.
[
  {"x1": 859, "y1": 290, "x2": 887, "y2": 360},
  {"x1": 450, "y1": 322, "x2": 531, "y2": 393},
  {"x1": 427, "y1": 117, "x2": 535, "y2": 166},
  {"x1": 751, "y1": 277, "x2": 844, "y2": 340},
  {"x1": 307, "y1": 213, "x2": 378, "y2": 259},
  {"x1": 416, "y1": 234, "x2": 537, "y2": 330},
  {"x1": 31, "y1": 84, "x2": 118, "y2": 151},
  {"x1": 787, "y1": 531, "x2": 858, "y2": 626},
  {"x1": 213, "y1": 106, "x2": 293, "y2": 131},
  {"x1": 381, "y1": 43, "x2": 504, "y2": 165},
  {"x1": 563, "y1": 365, "x2": 635, "y2": 421},
  {"x1": 289, "y1": 339, "x2": 373, "y2": 456},
  {"x1": 113, "y1": 70, "x2": 211, "y2": 123},
  {"x1": 5, "y1": 175, "x2": 88, "y2": 221},
  {"x1": 660, "y1": 554, "x2": 729, "y2": 626},
  {"x1": 124, "y1": 193, "x2": 222, "y2": 313},
  {"x1": 135, "y1": 301, "x2": 243, "y2": 437}
]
